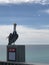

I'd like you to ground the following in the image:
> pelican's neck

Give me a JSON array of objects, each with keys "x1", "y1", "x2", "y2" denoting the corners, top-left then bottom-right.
[{"x1": 13, "y1": 23, "x2": 16, "y2": 32}]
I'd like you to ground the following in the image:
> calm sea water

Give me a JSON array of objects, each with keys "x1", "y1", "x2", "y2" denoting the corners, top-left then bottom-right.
[{"x1": 0, "y1": 45, "x2": 49, "y2": 64}]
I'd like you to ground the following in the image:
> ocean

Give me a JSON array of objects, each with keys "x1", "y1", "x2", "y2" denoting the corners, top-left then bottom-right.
[{"x1": 0, "y1": 45, "x2": 49, "y2": 64}]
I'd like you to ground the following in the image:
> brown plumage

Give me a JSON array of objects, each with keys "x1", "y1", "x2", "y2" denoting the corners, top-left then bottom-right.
[{"x1": 8, "y1": 23, "x2": 19, "y2": 45}]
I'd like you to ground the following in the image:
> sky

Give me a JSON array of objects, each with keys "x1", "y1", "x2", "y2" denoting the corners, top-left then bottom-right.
[{"x1": 0, "y1": 0, "x2": 49, "y2": 45}]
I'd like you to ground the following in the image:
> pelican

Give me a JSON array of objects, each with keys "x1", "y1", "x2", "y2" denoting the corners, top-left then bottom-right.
[{"x1": 8, "y1": 23, "x2": 18, "y2": 45}]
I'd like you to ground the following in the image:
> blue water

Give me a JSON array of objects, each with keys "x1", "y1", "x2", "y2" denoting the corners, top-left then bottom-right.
[
  {"x1": 0, "y1": 45, "x2": 49, "y2": 64},
  {"x1": 26, "y1": 45, "x2": 49, "y2": 64}
]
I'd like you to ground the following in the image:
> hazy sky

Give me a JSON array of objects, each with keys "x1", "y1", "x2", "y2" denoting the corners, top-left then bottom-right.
[{"x1": 0, "y1": 0, "x2": 49, "y2": 45}]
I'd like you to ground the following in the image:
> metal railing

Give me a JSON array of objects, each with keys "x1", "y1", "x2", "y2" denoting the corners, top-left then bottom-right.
[{"x1": 0, "y1": 61, "x2": 33, "y2": 65}]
